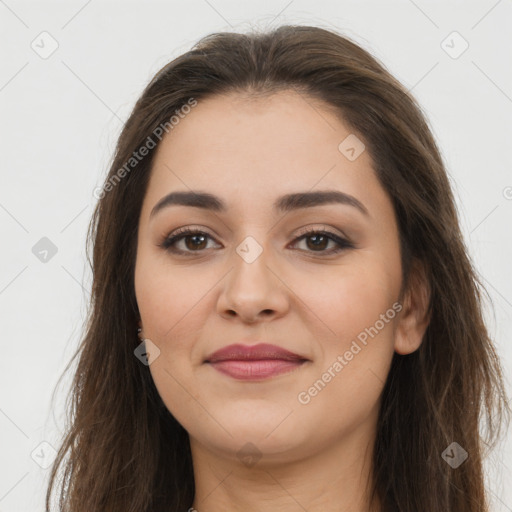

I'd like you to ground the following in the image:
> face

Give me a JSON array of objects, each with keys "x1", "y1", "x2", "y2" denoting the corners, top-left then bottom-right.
[{"x1": 134, "y1": 90, "x2": 407, "y2": 465}]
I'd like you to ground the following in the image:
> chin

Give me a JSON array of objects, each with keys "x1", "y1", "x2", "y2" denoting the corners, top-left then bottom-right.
[{"x1": 209, "y1": 415, "x2": 308, "y2": 450}]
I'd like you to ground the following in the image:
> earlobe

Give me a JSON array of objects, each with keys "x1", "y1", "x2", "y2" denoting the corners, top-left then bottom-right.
[{"x1": 394, "y1": 259, "x2": 431, "y2": 355}]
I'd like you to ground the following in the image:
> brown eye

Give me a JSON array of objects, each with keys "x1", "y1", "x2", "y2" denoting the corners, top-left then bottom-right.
[
  {"x1": 159, "y1": 227, "x2": 354, "y2": 256},
  {"x1": 291, "y1": 230, "x2": 353, "y2": 254},
  {"x1": 303, "y1": 233, "x2": 330, "y2": 251},
  {"x1": 182, "y1": 233, "x2": 208, "y2": 251},
  {"x1": 160, "y1": 229, "x2": 219, "y2": 254}
]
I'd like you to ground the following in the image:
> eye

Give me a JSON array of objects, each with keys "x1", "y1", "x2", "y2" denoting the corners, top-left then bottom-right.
[
  {"x1": 158, "y1": 227, "x2": 219, "y2": 254},
  {"x1": 290, "y1": 227, "x2": 354, "y2": 254},
  {"x1": 159, "y1": 226, "x2": 354, "y2": 256}
]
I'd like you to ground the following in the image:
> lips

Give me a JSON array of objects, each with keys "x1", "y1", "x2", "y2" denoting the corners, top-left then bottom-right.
[
  {"x1": 204, "y1": 343, "x2": 308, "y2": 380},
  {"x1": 205, "y1": 343, "x2": 307, "y2": 363}
]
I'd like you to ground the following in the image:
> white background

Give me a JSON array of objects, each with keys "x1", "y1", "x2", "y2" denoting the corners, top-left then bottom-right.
[{"x1": 0, "y1": 1, "x2": 511, "y2": 510}]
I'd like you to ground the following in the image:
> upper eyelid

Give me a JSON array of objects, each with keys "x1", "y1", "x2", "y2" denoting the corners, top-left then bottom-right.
[{"x1": 165, "y1": 225, "x2": 348, "y2": 242}]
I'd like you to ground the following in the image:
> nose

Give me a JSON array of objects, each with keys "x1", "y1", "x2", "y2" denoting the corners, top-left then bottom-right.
[{"x1": 216, "y1": 242, "x2": 290, "y2": 323}]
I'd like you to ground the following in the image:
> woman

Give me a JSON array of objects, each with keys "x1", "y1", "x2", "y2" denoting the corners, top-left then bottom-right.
[{"x1": 46, "y1": 25, "x2": 510, "y2": 512}]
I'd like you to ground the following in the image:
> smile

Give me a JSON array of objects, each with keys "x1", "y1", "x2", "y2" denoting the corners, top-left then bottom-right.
[{"x1": 204, "y1": 342, "x2": 309, "y2": 381}]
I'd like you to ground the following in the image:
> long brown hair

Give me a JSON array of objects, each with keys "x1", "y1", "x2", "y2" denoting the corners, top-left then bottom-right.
[{"x1": 46, "y1": 25, "x2": 510, "y2": 512}]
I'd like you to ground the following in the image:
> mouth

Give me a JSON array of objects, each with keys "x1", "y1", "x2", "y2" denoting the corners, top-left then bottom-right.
[{"x1": 204, "y1": 343, "x2": 309, "y2": 381}]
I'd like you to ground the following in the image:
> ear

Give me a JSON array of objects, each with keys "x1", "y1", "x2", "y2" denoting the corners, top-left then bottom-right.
[{"x1": 394, "y1": 259, "x2": 431, "y2": 355}]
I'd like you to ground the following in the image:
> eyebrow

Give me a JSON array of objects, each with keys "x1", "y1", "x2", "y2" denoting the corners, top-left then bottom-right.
[{"x1": 150, "y1": 189, "x2": 369, "y2": 219}]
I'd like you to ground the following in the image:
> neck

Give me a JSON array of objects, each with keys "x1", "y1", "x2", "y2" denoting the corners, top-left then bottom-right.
[{"x1": 189, "y1": 411, "x2": 381, "y2": 512}]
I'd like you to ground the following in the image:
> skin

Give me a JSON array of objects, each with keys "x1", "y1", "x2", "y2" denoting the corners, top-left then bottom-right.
[{"x1": 134, "y1": 90, "x2": 430, "y2": 512}]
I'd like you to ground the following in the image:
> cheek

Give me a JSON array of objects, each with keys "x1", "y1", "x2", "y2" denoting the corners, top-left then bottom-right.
[
  {"x1": 295, "y1": 269, "x2": 398, "y2": 428},
  {"x1": 135, "y1": 260, "x2": 214, "y2": 399},
  {"x1": 291, "y1": 258, "x2": 400, "y2": 343},
  {"x1": 149, "y1": 355, "x2": 212, "y2": 436},
  {"x1": 135, "y1": 257, "x2": 211, "y2": 341},
  {"x1": 293, "y1": 259, "x2": 399, "y2": 394},
  {"x1": 135, "y1": 261, "x2": 213, "y2": 427}
]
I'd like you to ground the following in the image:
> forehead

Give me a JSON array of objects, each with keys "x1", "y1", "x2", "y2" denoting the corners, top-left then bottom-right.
[{"x1": 141, "y1": 90, "x2": 389, "y2": 222}]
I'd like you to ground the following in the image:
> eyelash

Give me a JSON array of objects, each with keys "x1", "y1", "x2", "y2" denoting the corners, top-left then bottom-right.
[{"x1": 158, "y1": 226, "x2": 354, "y2": 256}]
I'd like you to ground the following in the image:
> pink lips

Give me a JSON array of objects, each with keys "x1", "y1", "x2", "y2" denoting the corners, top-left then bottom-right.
[{"x1": 205, "y1": 343, "x2": 308, "y2": 380}]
